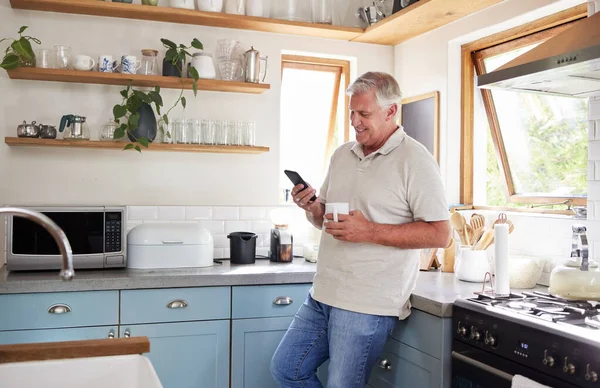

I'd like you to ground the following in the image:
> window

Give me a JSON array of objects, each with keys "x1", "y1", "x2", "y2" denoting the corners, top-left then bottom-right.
[
  {"x1": 279, "y1": 55, "x2": 350, "y2": 203},
  {"x1": 461, "y1": 5, "x2": 589, "y2": 209}
]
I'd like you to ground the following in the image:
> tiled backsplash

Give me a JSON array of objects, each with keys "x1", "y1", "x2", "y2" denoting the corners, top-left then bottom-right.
[{"x1": 126, "y1": 205, "x2": 317, "y2": 259}]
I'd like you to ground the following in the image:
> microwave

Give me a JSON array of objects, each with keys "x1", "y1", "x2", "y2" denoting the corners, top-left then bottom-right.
[{"x1": 6, "y1": 206, "x2": 127, "y2": 271}]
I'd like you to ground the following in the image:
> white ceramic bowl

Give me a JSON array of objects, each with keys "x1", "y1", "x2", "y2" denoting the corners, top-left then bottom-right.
[{"x1": 508, "y1": 255, "x2": 543, "y2": 289}]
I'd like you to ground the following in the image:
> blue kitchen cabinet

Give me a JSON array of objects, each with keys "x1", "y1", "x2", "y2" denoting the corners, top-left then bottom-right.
[
  {"x1": 231, "y1": 316, "x2": 294, "y2": 388},
  {"x1": 121, "y1": 320, "x2": 230, "y2": 388},
  {"x1": 0, "y1": 325, "x2": 118, "y2": 345},
  {"x1": 369, "y1": 309, "x2": 452, "y2": 388}
]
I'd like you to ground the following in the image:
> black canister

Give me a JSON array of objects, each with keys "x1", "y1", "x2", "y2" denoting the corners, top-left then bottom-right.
[{"x1": 227, "y1": 232, "x2": 258, "y2": 264}]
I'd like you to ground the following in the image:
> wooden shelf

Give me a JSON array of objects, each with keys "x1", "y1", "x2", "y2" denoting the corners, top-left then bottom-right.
[
  {"x1": 352, "y1": 0, "x2": 505, "y2": 45},
  {"x1": 7, "y1": 67, "x2": 270, "y2": 94},
  {"x1": 5, "y1": 137, "x2": 270, "y2": 154},
  {"x1": 9, "y1": 0, "x2": 363, "y2": 41}
]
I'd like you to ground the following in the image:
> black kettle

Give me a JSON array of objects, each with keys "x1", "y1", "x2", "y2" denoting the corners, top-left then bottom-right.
[{"x1": 227, "y1": 232, "x2": 258, "y2": 264}]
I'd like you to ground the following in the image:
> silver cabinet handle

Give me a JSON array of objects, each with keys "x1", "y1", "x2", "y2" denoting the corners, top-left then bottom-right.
[
  {"x1": 273, "y1": 296, "x2": 293, "y2": 305},
  {"x1": 124, "y1": 329, "x2": 131, "y2": 338},
  {"x1": 48, "y1": 304, "x2": 71, "y2": 314},
  {"x1": 167, "y1": 299, "x2": 189, "y2": 309},
  {"x1": 162, "y1": 240, "x2": 183, "y2": 244},
  {"x1": 108, "y1": 330, "x2": 115, "y2": 339},
  {"x1": 379, "y1": 359, "x2": 392, "y2": 370}
]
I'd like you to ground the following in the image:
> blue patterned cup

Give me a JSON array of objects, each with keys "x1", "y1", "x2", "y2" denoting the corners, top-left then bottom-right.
[
  {"x1": 99, "y1": 55, "x2": 114, "y2": 73},
  {"x1": 119, "y1": 55, "x2": 142, "y2": 74}
]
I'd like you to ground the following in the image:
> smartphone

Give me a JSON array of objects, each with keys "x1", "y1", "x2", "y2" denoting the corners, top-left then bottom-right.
[{"x1": 284, "y1": 170, "x2": 317, "y2": 202}]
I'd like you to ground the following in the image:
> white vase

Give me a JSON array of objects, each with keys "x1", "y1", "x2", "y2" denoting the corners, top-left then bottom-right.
[
  {"x1": 196, "y1": 0, "x2": 224, "y2": 12},
  {"x1": 170, "y1": 0, "x2": 195, "y2": 9}
]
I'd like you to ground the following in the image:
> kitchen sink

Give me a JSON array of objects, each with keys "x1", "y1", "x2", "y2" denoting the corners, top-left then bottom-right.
[{"x1": 0, "y1": 354, "x2": 163, "y2": 388}]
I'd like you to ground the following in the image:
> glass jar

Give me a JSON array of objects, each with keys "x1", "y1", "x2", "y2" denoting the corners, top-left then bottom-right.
[
  {"x1": 99, "y1": 118, "x2": 119, "y2": 141},
  {"x1": 139, "y1": 49, "x2": 159, "y2": 76}
]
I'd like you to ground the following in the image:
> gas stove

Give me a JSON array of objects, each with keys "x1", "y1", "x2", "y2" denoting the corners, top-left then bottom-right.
[{"x1": 452, "y1": 292, "x2": 600, "y2": 388}]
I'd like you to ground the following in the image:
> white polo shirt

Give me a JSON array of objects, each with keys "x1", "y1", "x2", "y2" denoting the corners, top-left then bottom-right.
[{"x1": 310, "y1": 126, "x2": 448, "y2": 319}]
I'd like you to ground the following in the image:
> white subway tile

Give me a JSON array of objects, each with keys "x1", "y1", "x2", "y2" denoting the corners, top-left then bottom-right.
[
  {"x1": 597, "y1": 120, "x2": 600, "y2": 137},
  {"x1": 199, "y1": 221, "x2": 225, "y2": 234},
  {"x1": 128, "y1": 206, "x2": 157, "y2": 220},
  {"x1": 223, "y1": 248, "x2": 231, "y2": 258},
  {"x1": 142, "y1": 220, "x2": 170, "y2": 224},
  {"x1": 257, "y1": 247, "x2": 270, "y2": 257},
  {"x1": 590, "y1": 141, "x2": 600, "y2": 160},
  {"x1": 590, "y1": 162, "x2": 596, "y2": 181},
  {"x1": 595, "y1": 162, "x2": 600, "y2": 181},
  {"x1": 186, "y1": 206, "x2": 212, "y2": 220},
  {"x1": 590, "y1": 99, "x2": 600, "y2": 120},
  {"x1": 589, "y1": 121, "x2": 597, "y2": 141},
  {"x1": 225, "y1": 221, "x2": 252, "y2": 234},
  {"x1": 157, "y1": 206, "x2": 185, "y2": 220},
  {"x1": 589, "y1": 181, "x2": 600, "y2": 201},
  {"x1": 294, "y1": 245, "x2": 304, "y2": 256},
  {"x1": 212, "y1": 234, "x2": 228, "y2": 248},
  {"x1": 126, "y1": 220, "x2": 143, "y2": 233},
  {"x1": 251, "y1": 221, "x2": 274, "y2": 234},
  {"x1": 240, "y1": 207, "x2": 268, "y2": 220},
  {"x1": 213, "y1": 207, "x2": 239, "y2": 220},
  {"x1": 213, "y1": 248, "x2": 224, "y2": 259},
  {"x1": 257, "y1": 234, "x2": 270, "y2": 247},
  {"x1": 588, "y1": 201, "x2": 596, "y2": 221}
]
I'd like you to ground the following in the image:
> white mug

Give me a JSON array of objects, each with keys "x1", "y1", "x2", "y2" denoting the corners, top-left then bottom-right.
[
  {"x1": 325, "y1": 202, "x2": 350, "y2": 223},
  {"x1": 72, "y1": 54, "x2": 96, "y2": 71},
  {"x1": 454, "y1": 247, "x2": 491, "y2": 283},
  {"x1": 99, "y1": 55, "x2": 114, "y2": 72}
]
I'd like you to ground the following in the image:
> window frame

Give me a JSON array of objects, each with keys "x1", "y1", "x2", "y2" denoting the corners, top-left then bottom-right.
[
  {"x1": 460, "y1": 4, "x2": 588, "y2": 207},
  {"x1": 281, "y1": 55, "x2": 351, "y2": 165}
]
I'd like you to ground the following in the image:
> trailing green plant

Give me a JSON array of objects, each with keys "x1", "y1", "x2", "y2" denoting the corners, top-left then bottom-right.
[
  {"x1": 0, "y1": 26, "x2": 41, "y2": 70},
  {"x1": 113, "y1": 84, "x2": 164, "y2": 152}
]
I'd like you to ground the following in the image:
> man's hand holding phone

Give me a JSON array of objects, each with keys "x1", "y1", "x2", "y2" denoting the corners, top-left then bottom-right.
[{"x1": 291, "y1": 183, "x2": 320, "y2": 212}]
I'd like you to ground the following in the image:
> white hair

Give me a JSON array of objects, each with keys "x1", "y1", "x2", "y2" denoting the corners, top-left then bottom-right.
[{"x1": 346, "y1": 72, "x2": 402, "y2": 119}]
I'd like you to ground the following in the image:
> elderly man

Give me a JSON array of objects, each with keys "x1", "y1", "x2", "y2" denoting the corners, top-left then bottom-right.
[{"x1": 270, "y1": 71, "x2": 450, "y2": 388}]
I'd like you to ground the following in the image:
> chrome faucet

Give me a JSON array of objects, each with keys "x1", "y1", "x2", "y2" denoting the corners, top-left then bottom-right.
[
  {"x1": 571, "y1": 224, "x2": 589, "y2": 271},
  {"x1": 0, "y1": 207, "x2": 74, "y2": 280}
]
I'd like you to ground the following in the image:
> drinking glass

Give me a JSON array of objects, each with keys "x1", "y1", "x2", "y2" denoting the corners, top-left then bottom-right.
[
  {"x1": 191, "y1": 119, "x2": 201, "y2": 144},
  {"x1": 53, "y1": 45, "x2": 71, "y2": 69},
  {"x1": 244, "y1": 121, "x2": 255, "y2": 146},
  {"x1": 36, "y1": 48, "x2": 53, "y2": 68},
  {"x1": 202, "y1": 119, "x2": 216, "y2": 145},
  {"x1": 215, "y1": 120, "x2": 228, "y2": 145},
  {"x1": 174, "y1": 118, "x2": 190, "y2": 144}
]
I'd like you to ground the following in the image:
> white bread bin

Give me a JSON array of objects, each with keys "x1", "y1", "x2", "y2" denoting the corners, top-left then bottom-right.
[{"x1": 127, "y1": 223, "x2": 214, "y2": 269}]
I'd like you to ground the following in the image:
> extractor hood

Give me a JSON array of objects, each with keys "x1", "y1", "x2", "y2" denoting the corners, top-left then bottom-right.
[{"x1": 477, "y1": 3, "x2": 600, "y2": 98}]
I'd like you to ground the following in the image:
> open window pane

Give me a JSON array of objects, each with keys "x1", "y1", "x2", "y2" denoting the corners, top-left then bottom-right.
[
  {"x1": 478, "y1": 43, "x2": 588, "y2": 205},
  {"x1": 280, "y1": 67, "x2": 340, "y2": 197}
]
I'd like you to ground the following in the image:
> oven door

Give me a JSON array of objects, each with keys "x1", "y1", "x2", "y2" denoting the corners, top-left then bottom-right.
[{"x1": 452, "y1": 341, "x2": 578, "y2": 388}]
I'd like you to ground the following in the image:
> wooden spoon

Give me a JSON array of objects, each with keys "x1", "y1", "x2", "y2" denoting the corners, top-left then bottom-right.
[
  {"x1": 449, "y1": 212, "x2": 468, "y2": 245},
  {"x1": 473, "y1": 229, "x2": 494, "y2": 250}
]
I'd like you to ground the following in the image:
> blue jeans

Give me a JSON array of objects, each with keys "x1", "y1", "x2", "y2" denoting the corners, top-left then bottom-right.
[{"x1": 270, "y1": 294, "x2": 397, "y2": 388}]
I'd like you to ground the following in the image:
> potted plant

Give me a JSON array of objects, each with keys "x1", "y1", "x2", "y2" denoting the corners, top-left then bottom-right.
[
  {"x1": 0, "y1": 26, "x2": 40, "y2": 70},
  {"x1": 161, "y1": 38, "x2": 202, "y2": 83},
  {"x1": 112, "y1": 85, "x2": 164, "y2": 152}
]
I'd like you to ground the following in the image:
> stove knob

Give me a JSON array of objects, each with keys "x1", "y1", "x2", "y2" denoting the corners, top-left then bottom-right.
[
  {"x1": 456, "y1": 321, "x2": 467, "y2": 337},
  {"x1": 563, "y1": 357, "x2": 575, "y2": 375},
  {"x1": 484, "y1": 331, "x2": 497, "y2": 347},
  {"x1": 585, "y1": 365, "x2": 598, "y2": 382},
  {"x1": 543, "y1": 350, "x2": 555, "y2": 367},
  {"x1": 470, "y1": 328, "x2": 481, "y2": 341}
]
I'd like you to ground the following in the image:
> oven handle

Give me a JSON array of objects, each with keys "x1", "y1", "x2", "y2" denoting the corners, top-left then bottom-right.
[{"x1": 452, "y1": 351, "x2": 514, "y2": 382}]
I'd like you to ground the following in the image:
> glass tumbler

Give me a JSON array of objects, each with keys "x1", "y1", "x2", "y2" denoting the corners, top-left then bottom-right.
[
  {"x1": 173, "y1": 118, "x2": 190, "y2": 144},
  {"x1": 53, "y1": 45, "x2": 71, "y2": 69},
  {"x1": 36, "y1": 48, "x2": 53, "y2": 68},
  {"x1": 215, "y1": 120, "x2": 228, "y2": 145},
  {"x1": 202, "y1": 119, "x2": 215, "y2": 145},
  {"x1": 191, "y1": 119, "x2": 201, "y2": 144},
  {"x1": 311, "y1": 0, "x2": 332, "y2": 24},
  {"x1": 243, "y1": 121, "x2": 255, "y2": 146}
]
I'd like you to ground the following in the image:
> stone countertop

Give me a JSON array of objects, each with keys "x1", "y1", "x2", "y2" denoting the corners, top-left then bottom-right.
[{"x1": 0, "y1": 259, "x2": 546, "y2": 318}]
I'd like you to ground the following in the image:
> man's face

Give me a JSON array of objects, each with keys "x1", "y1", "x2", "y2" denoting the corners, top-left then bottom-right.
[{"x1": 349, "y1": 89, "x2": 394, "y2": 149}]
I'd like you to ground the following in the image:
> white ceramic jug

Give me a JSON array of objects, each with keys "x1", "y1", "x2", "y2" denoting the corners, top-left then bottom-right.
[{"x1": 190, "y1": 51, "x2": 216, "y2": 79}]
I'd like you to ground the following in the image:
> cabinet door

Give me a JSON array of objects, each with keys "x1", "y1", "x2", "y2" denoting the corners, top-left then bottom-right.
[
  {"x1": 122, "y1": 320, "x2": 229, "y2": 388},
  {"x1": 368, "y1": 339, "x2": 441, "y2": 388},
  {"x1": 231, "y1": 316, "x2": 293, "y2": 388},
  {"x1": 0, "y1": 325, "x2": 118, "y2": 345}
]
